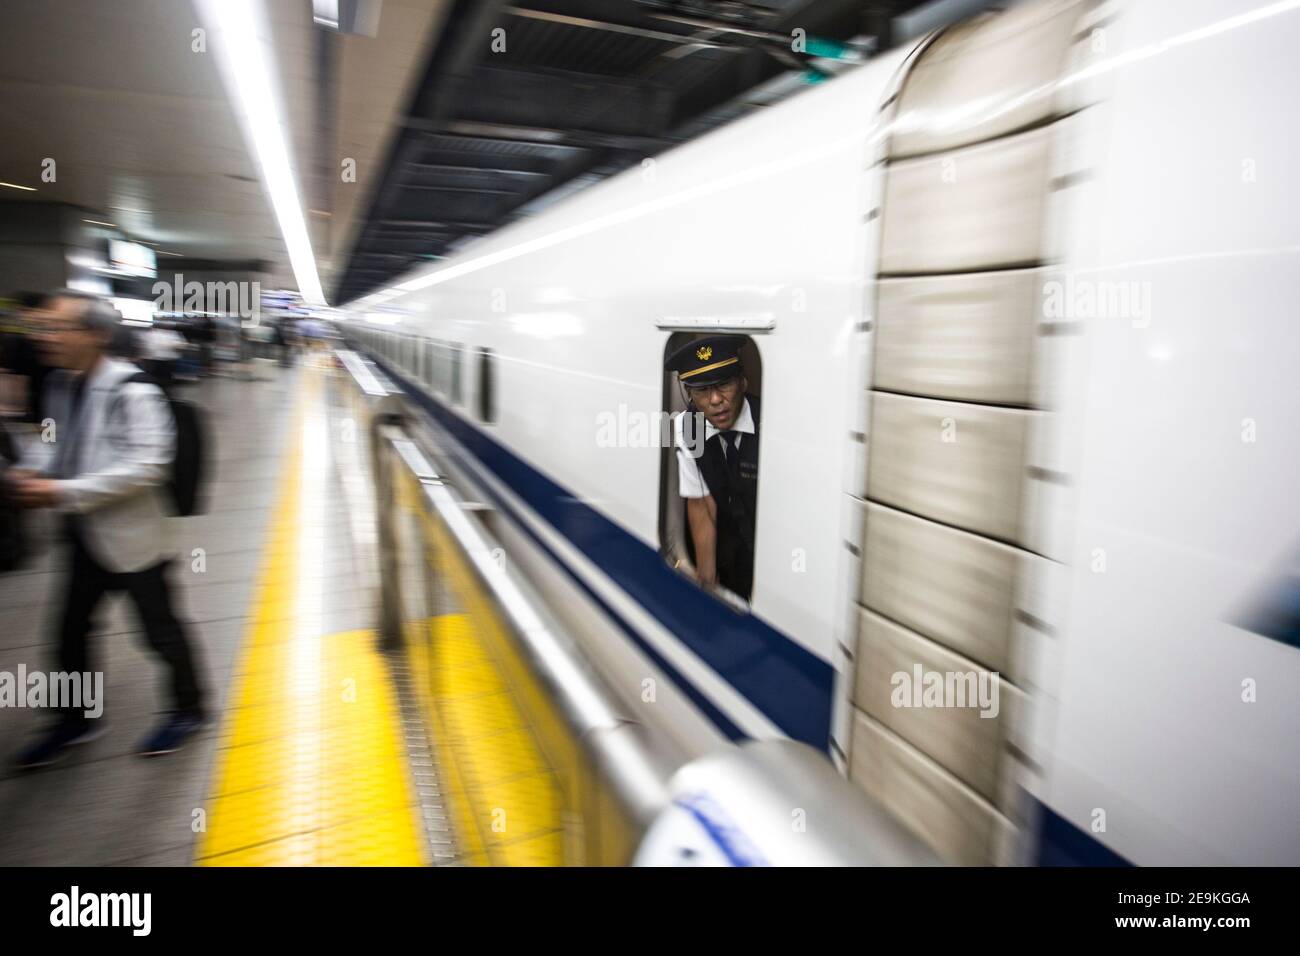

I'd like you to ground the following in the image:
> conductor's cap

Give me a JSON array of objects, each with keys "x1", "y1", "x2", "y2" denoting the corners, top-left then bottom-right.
[{"x1": 665, "y1": 334, "x2": 745, "y2": 387}]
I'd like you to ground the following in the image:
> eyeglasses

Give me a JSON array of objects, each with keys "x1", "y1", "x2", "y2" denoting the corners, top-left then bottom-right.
[
  {"x1": 29, "y1": 317, "x2": 87, "y2": 335},
  {"x1": 684, "y1": 377, "x2": 741, "y2": 400}
]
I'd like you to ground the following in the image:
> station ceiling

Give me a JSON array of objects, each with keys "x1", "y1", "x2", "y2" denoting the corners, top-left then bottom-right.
[
  {"x1": 0, "y1": 0, "x2": 933, "y2": 302},
  {"x1": 0, "y1": 0, "x2": 440, "y2": 292},
  {"x1": 0, "y1": 0, "x2": 315, "y2": 287}
]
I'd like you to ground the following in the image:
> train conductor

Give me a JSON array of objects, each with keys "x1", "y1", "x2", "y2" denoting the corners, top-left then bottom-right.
[{"x1": 667, "y1": 334, "x2": 759, "y2": 601}]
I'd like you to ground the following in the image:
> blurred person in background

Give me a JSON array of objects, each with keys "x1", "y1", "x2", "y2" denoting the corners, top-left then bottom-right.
[
  {"x1": 282, "y1": 316, "x2": 302, "y2": 364},
  {"x1": 6, "y1": 291, "x2": 207, "y2": 768},
  {"x1": 106, "y1": 315, "x2": 145, "y2": 364},
  {"x1": 1, "y1": 292, "x2": 53, "y2": 424},
  {"x1": 297, "y1": 315, "x2": 324, "y2": 358},
  {"x1": 271, "y1": 317, "x2": 290, "y2": 367},
  {"x1": 173, "y1": 315, "x2": 202, "y2": 382},
  {"x1": 176, "y1": 321, "x2": 201, "y2": 383},
  {"x1": 0, "y1": 299, "x2": 35, "y2": 571},
  {"x1": 217, "y1": 313, "x2": 248, "y2": 379},
  {"x1": 252, "y1": 320, "x2": 275, "y2": 363},
  {"x1": 0, "y1": 424, "x2": 28, "y2": 572},
  {"x1": 196, "y1": 314, "x2": 216, "y2": 377},
  {"x1": 143, "y1": 320, "x2": 187, "y2": 390},
  {"x1": 0, "y1": 292, "x2": 54, "y2": 575}
]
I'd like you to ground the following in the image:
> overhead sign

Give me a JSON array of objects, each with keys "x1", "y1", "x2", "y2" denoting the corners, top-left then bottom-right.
[{"x1": 108, "y1": 239, "x2": 157, "y2": 279}]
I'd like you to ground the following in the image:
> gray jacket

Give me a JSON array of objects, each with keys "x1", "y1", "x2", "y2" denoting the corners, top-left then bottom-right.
[{"x1": 22, "y1": 357, "x2": 175, "y2": 572}]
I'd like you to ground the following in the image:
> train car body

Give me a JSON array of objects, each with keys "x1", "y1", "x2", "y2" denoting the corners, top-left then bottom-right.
[{"x1": 341, "y1": 0, "x2": 1300, "y2": 865}]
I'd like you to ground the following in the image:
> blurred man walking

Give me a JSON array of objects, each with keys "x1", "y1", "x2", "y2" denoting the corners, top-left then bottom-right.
[{"x1": 7, "y1": 291, "x2": 206, "y2": 768}]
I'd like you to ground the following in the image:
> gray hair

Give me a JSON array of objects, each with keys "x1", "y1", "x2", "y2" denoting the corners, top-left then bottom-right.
[{"x1": 51, "y1": 290, "x2": 123, "y2": 335}]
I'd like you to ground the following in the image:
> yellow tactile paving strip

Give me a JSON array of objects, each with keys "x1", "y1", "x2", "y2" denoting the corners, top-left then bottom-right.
[
  {"x1": 196, "y1": 369, "x2": 426, "y2": 866},
  {"x1": 397, "y1": 470, "x2": 572, "y2": 866},
  {"x1": 414, "y1": 612, "x2": 566, "y2": 866}
]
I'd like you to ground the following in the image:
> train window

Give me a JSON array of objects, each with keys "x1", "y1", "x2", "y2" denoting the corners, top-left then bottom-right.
[
  {"x1": 424, "y1": 340, "x2": 437, "y2": 388},
  {"x1": 477, "y1": 347, "x2": 497, "y2": 424},
  {"x1": 657, "y1": 333, "x2": 763, "y2": 608},
  {"x1": 437, "y1": 340, "x2": 451, "y2": 395},
  {"x1": 451, "y1": 344, "x2": 463, "y2": 405}
]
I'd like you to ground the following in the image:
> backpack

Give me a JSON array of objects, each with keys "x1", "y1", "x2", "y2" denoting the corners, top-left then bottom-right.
[{"x1": 116, "y1": 371, "x2": 207, "y2": 516}]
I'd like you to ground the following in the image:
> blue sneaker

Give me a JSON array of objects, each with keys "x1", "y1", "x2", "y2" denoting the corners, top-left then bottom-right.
[
  {"x1": 136, "y1": 711, "x2": 207, "y2": 757},
  {"x1": 13, "y1": 720, "x2": 108, "y2": 770}
]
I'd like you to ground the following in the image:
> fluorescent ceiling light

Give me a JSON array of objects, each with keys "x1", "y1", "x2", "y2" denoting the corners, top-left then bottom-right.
[
  {"x1": 0, "y1": 181, "x2": 36, "y2": 192},
  {"x1": 83, "y1": 219, "x2": 117, "y2": 227},
  {"x1": 195, "y1": 0, "x2": 325, "y2": 305}
]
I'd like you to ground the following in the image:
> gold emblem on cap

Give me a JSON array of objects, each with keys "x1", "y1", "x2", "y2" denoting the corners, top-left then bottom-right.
[{"x1": 696, "y1": 345, "x2": 713, "y2": 362}]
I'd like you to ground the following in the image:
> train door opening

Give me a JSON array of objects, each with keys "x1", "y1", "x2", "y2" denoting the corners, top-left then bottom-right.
[{"x1": 657, "y1": 332, "x2": 763, "y2": 610}]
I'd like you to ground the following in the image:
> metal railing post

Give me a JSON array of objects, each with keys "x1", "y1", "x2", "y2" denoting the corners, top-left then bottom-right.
[{"x1": 372, "y1": 414, "x2": 406, "y2": 652}]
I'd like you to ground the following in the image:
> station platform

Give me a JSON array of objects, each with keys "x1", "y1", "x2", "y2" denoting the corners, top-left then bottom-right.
[
  {"x1": 0, "y1": 361, "x2": 441, "y2": 866},
  {"x1": 0, "y1": 352, "x2": 922, "y2": 869}
]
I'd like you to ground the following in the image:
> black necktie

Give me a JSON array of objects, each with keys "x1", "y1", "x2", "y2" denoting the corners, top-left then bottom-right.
[
  {"x1": 718, "y1": 430, "x2": 753, "y2": 554},
  {"x1": 720, "y1": 431, "x2": 742, "y2": 484}
]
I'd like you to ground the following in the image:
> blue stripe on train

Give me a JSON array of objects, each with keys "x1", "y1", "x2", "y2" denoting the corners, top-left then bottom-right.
[
  {"x1": 367, "y1": 354, "x2": 835, "y2": 750},
  {"x1": 1034, "y1": 800, "x2": 1135, "y2": 867}
]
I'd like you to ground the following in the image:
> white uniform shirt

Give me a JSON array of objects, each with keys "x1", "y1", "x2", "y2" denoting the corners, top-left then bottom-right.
[{"x1": 673, "y1": 397, "x2": 756, "y2": 499}]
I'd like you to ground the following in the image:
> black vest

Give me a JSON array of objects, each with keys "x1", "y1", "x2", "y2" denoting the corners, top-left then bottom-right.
[{"x1": 689, "y1": 395, "x2": 760, "y2": 601}]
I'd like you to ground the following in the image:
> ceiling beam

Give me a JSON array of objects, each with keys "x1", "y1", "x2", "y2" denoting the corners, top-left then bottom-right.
[
  {"x1": 503, "y1": 6, "x2": 726, "y2": 46},
  {"x1": 402, "y1": 162, "x2": 552, "y2": 178},
  {"x1": 433, "y1": 119, "x2": 671, "y2": 153}
]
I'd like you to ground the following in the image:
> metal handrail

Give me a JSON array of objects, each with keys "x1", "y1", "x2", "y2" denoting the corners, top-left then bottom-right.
[
  {"x1": 336, "y1": 349, "x2": 678, "y2": 854},
  {"x1": 385, "y1": 428, "x2": 678, "y2": 829}
]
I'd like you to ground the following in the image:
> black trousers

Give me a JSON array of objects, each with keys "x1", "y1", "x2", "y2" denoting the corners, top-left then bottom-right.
[{"x1": 56, "y1": 533, "x2": 204, "y2": 721}]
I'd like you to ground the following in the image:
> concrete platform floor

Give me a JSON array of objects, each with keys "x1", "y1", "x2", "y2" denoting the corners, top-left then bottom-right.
[{"x1": 0, "y1": 360, "x2": 395, "y2": 865}]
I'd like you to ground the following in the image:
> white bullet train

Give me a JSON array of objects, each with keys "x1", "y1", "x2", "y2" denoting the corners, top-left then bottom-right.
[{"x1": 340, "y1": 0, "x2": 1300, "y2": 865}]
